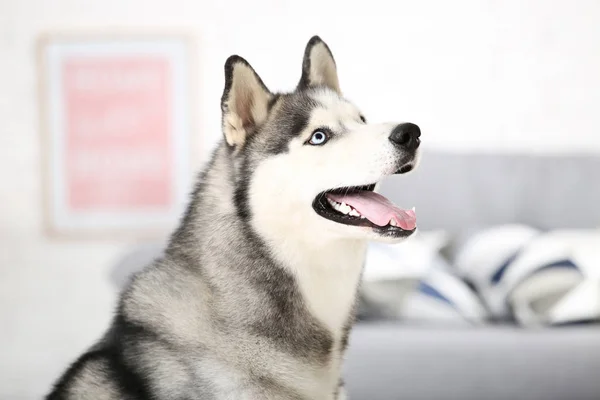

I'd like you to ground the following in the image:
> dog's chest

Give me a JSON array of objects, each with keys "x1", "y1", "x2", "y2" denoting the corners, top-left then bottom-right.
[{"x1": 294, "y1": 242, "x2": 366, "y2": 337}]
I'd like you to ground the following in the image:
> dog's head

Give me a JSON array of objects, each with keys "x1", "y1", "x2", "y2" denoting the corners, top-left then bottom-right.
[{"x1": 221, "y1": 36, "x2": 420, "y2": 244}]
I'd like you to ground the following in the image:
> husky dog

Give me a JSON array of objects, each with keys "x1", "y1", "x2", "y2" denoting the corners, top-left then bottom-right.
[{"x1": 47, "y1": 36, "x2": 421, "y2": 400}]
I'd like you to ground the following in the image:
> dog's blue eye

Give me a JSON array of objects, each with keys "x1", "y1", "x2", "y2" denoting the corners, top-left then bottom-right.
[{"x1": 308, "y1": 131, "x2": 328, "y2": 145}]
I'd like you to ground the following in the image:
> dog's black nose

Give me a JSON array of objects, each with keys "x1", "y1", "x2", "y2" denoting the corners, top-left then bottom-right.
[{"x1": 389, "y1": 123, "x2": 421, "y2": 151}]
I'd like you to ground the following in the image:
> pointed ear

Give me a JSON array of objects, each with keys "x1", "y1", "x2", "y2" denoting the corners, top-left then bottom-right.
[
  {"x1": 221, "y1": 56, "x2": 273, "y2": 149},
  {"x1": 297, "y1": 36, "x2": 341, "y2": 94}
]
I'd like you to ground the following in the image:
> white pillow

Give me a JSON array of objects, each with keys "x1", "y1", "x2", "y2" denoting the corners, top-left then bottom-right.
[
  {"x1": 503, "y1": 229, "x2": 600, "y2": 326},
  {"x1": 453, "y1": 224, "x2": 539, "y2": 318}
]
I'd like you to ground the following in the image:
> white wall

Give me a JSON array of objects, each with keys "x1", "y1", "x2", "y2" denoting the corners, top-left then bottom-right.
[{"x1": 2, "y1": 0, "x2": 600, "y2": 398}]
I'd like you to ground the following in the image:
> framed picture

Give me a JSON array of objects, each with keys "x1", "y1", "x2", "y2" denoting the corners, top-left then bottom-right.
[{"x1": 38, "y1": 32, "x2": 196, "y2": 238}]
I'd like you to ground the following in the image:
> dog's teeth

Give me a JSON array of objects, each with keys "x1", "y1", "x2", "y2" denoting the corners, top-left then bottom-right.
[
  {"x1": 339, "y1": 203, "x2": 351, "y2": 214},
  {"x1": 389, "y1": 219, "x2": 397, "y2": 227},
  {"x1": 349, "y1": 209, "x2": 360, "y2": 217},
  {"x1": 360, "y1": 215, "x2": 366, "y2": 219}
]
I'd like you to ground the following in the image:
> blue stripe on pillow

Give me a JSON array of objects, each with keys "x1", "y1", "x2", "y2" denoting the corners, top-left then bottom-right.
[
  {"x1": 490, "y1": 251, "x2": 520, "y2": 285},
  {"x1": 536, "y1": 259, "x2": 579, "y2": 273},
  {"x1": 418, "y1": 281, "x2": 456, "y2": 308}
]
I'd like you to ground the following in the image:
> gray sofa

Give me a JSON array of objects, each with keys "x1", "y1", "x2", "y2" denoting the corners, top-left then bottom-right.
[
  {"x1": 344, "y1": 323, "x2": 600, "y2": 400},
  {"x1": 111, "y1": 152, "x2": 600, "y2": 400}
]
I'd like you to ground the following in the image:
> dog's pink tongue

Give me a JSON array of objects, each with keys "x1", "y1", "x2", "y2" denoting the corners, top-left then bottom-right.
[{"x1": 327, "y1": 191, "x2": 417, "y2": 230}]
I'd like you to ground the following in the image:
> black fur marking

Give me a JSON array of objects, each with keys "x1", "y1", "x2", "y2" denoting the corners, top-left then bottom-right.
[
  {"x1": 263, "y1": 92, "x2": 320, "y2": 155},
  {"x1": 267, "y1": 93, "x2": 281, "y2": 111},
  {"x1": 297, "y1": 35, "x2": 337, "y2": 91},
  {"x1": 46, "y1": 350, "x2": 112, "y2": 400},
  {"x1": 46, "y1": 296, "x2": 184, "y2": 400},
  {"x1": 246, "y1": 248, "x2": 334, "y2": 364},
  {"x1": 254, "y1": 375, "x2": 304, "y2": 400},
  {"x1": 106, "y1": 345, "x2": 155, "y2": 400},
  {"x1": 333, "y1": 378, "x2": 345, "y2": 399},
  {"x1": 340, "y1": 291, "x2": 360, "y2": 353},
  {"x1": 230, "y1": 151, "x2": 253, "y2": 221},
  {"x1": 289, "y1": 107, "x2": 313, "y2": 142},
  {"x1": 45, "y1": 332, "x2": 154, "y2": 400},
  {"x1": 110, "y1": 313, "x2": 180, "y2": 398},
  {"x1": 340, "y1": 313, "x2": 355, "y2": 352}
]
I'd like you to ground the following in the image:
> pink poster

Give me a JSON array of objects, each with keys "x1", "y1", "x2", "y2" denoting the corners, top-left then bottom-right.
[
  {"x1": 40, "y1": 36, "x2": 193, "y2": 236},
  {"x1": 64, "y1": 57, "x2": 173, "y2": 211}
]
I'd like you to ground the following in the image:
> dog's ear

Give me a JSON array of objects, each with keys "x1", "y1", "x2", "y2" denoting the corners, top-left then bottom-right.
[
  {"x1": 221, "y1": 56, "x2": 273, "y2": 149},
  {"x1": 297, "y1": 36, "x2": 341, "y2": 94}
]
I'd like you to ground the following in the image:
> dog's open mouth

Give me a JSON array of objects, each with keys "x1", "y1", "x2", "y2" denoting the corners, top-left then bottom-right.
[{"x1": 312, "y1": 184, "x2": 416, "y2": 237}]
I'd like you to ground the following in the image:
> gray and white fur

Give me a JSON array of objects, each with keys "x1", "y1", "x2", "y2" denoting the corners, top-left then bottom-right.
[{"x1": 47, "y1": 36, "x2": 421, "y2": 400}]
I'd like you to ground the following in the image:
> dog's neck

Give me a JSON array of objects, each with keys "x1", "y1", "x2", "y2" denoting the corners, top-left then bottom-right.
[
  {"x1": 265, "y1": 232, "x2": 367, "y2": 336},
  {"x1": 249, "y1": 193, "x2": 368, "y2": 337}
]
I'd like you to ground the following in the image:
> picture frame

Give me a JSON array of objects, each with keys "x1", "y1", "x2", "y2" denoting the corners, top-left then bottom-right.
[{"x1": 37, "y1": 32, "x2": 197, "y2": 238}]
